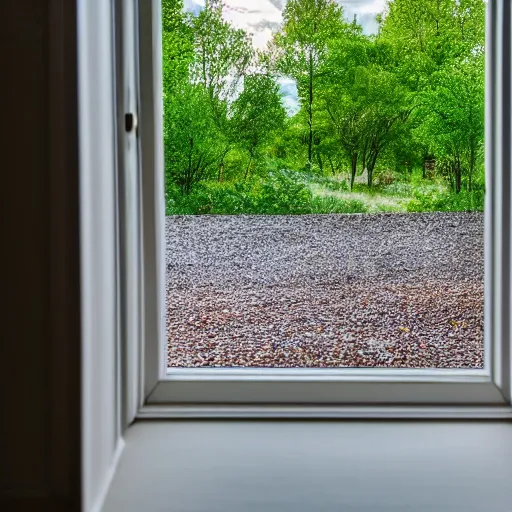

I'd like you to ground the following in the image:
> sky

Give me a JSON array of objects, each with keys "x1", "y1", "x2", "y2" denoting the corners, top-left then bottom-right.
[
  {"x1": 184, "y1": 0, "x2": 387, "y2": 46},
  {"x1": 183, "y1": 0, "x2": 388, "y2": 113}
]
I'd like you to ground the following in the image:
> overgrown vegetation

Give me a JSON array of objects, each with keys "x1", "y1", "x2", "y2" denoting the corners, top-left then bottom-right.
[{"x1": 163, "y1": 0, "x2": 485, "y2": 215}]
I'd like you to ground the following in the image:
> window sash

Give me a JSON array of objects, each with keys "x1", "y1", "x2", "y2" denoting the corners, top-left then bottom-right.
[{"x1": 126, "y1": 0, "x2": 512, "y2": 418}]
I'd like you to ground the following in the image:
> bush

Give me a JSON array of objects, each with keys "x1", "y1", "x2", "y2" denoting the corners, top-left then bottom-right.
[
  {"x1": 257, "y1": 172, "x2": 313, "y2": 214},
  {"x1": 382, "y1": 181, "x2": 414, "y2": 196},
  {"x1": 166, "y1": 167, "x2": 484, "y2": 215},
  {"x1": 166, "y1": 171, "x2": 368, "y2": 215},
  {"x1": 406, "y1": 190, "x2": 485, "y2": 212},
  {"x1": 310, "y1": 196, "x2": 368, "y2": 214},
  {"x1": 375, "y1": 169, "x2": 398, "y2": 187},
  {"x1": 166, "y1": 173, "x2": 313, "y2": 215},
  {"x1": 166, "y1": 181, "x2": 258, "y2": 215},
  {"x1": 313, "y1": 176, "x2": 349, "y2": 193}
]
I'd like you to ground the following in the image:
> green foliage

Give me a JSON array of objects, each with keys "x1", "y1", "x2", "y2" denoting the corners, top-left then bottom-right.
[
  {"x1": 310, "y1": 196, "x2": 368, "y2": 214},
  {"x1": 166, "y1": 172, "x2": 368, "y2": 215},
  {"x1": 382, "y1": 181, "x2": 414, "y2": 197},
  {"x1": 231, "y1": 73, "x2": 287, "y2": 173},
  {"x1": 162, "y1": 0, "x2": 193, "y2": 91},
  {"x1": 407, "y1": 190, "x2": 485, "y2": 212},
  {"x1": 164, "y1": 83, "x2": 222, "y2": 194},
  {"x1": 312, "y1": 175, "x2": 349, "y2": 193},
  {"x1": 273, "y1": 0, "x2": 349, "y2": 168},
  {"x1": 166, "y1": 176, "x2": 310, "y2": 215},
  {"x1": 381, "y1": 0, "x2": 485, "y2": 193},
  {"x1": 162, "y1": 0, "x2": 486, "y2": 214},
  {"x1": 191, "y1": 0, "x2": 253, "y2": 103}
]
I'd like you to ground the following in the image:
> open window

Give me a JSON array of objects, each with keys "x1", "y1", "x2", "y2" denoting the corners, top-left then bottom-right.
[{"x1": 119, "y1": 0, "x2": 512, "y2": 420}]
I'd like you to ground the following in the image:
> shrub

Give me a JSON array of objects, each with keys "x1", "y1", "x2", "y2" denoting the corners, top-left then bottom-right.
[
  {"x1": 310, "y1": 196, "x2": 368, "y2": 214},
  {"x1": 406, "y1": 190, "x2": 485, "y2": 212},
  {"x1": 257, "y1": 172, "x2": 313, "y2": 214},
  {"x1": 382, "y1": 182, "x2": 414, "y2": 196},
  {"x1": 314, "y1": 176, "x2": 349, "y2": 193},
  {"x1": 166, "y1": 172, "x2": 368, "y2": 215},
  {"x1": 375, "y1": 169, "x2": 398, "y2": 187}
]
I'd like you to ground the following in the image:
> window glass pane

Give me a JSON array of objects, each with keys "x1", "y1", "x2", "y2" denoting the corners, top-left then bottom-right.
[{"x1": 163, "y1": 0, "x2": 485, "y2": 369}]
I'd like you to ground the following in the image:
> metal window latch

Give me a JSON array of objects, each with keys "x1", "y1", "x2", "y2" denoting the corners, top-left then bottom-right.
[{"x1": 125, "y1": 112, "x2": 138, "y2": 133}]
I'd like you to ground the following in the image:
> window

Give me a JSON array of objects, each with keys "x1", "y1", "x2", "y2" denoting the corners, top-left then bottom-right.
[
  {"x1": 122, "y1": 0, "x2": 512, "y2": 420},
  {"x1": 166, "y1": 0, "x2": 486, "y2": 373}
]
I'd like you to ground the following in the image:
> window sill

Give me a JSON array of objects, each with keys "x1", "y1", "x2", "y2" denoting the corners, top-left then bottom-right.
[{"x1": 103, "y1": 420, "x2": 512, "y2": 512}]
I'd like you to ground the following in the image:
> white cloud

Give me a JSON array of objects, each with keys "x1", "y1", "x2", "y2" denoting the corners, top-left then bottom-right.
[
  {"x1": 185, "y1": 1, "x2": 387, "y2": 47},
  {"x1": 183, "y1": 1, "x2": 389, "y2": 114},
  {"x1": 184, "y1": 0, "x2": 203, "y2": 13},
  {"x1": 220, "y1": 0, "x2": 284, "y2": 50},
  {"x1": 341, "y1": 0, "x2": 386, "y2": 15},
  {"x1": 278, "y1": 78, "x2": 300, "y2": 115},
  {"x1": 340, "y1": 0, "x2": 386, "y2": 34}
]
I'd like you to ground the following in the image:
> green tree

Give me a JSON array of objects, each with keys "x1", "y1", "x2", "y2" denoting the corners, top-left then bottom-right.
[
  {"x1": 273, "y1": 0, "x2": 347, "y2": 170},
  {"x1": 162, "y1": 0, "x2": 194, "y2": 92},
  {"x1": 319, "y1": 29, "x2": 413, "y2": 188},
  {"x1": 231, "y1": 73, "x2": 287, "y2": 180},
  {"x1": 358, "y1": 64, "x2": 413, "y2": 188},
  {"x1": 421, "y1": 56, "x2": 484, "y2": 192},
  {"x1": 190, "y1": 0, "x2": 253, "y2": 178},
  {"x1": 164, "y1": 84, "x2": 222, "y2": 194},
  {"x1": 191, "y1": 0, "x2": 253, "y2": 102},
  {"x1": 381, "y1": 0, "x2": 485, "y2": 191},
  {"x1": 163, "y1": 0, "x2": 209, "y2": 194}
]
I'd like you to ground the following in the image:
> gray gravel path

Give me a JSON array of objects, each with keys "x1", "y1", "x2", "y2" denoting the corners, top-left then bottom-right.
[{"x1": 166, "y1": 212, "x2": 484, "y2": 368}]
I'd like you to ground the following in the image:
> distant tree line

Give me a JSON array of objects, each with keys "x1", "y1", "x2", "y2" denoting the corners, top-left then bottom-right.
[{"x1": 162, "y1": 0, "x2": 485, "y2": 195}]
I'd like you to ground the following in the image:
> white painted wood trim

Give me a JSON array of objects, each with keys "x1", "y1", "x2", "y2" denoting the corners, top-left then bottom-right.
[
  {"x1": 137, "y1": 405, "x2": 512, "y2": 420},
  {"x1": 89, "y1": 438, "x2": 126, "y2": 512},
  {"x1": 134, "y1": 0, "x2": 512, "y2": 416},
  {"x1": 78, "y1": 0, "x2": 125, "y2": 507},
  {"x1": 139, "y1": 0, "x2": 166, "y2": 405},
  {"x1": 146, "y1": 378, "x2": 504, "y2": 405},
  {"x1": 164, "y1": 367, "x2": 490, "y2": 381},
  {"x1": 488, "y1": 0, "x2": 512, "y2": 401}
]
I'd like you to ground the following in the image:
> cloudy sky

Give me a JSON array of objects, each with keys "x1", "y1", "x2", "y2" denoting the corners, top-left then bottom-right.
[
  {"x1": 183, "y1": 0, "x2": 387, "y2": 113},
  {"x1": 184, "y1": 0, "x2": 387, "y2": 47}
]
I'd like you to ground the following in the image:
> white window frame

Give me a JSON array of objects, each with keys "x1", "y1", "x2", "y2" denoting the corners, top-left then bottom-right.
[{"x1": 127, "y1": 0, "x2": 512, "y2": 420}]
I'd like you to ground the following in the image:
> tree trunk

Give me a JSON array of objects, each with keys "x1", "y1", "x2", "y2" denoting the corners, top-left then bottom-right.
[
  {"x1": 307, "y1": 49, "x2": 314, "y2": 170},
  {"x1": 185, "y1": 137, "x2": 194, "y2": 195},
  {"x1": 350, "y1": 152, "x2": 358, "y2": 191},
  {"x1": 202, "y1": 39, "x2": 208, "y2": 93},
  {"x1": 327, "y1": 154, "x2": 336, "y2": 176},
  {"x1": 469, "y1": 136, "x2": 476, "y2": 192},
  {"x1": 454, "y1": 157, "x2": 462, "y2": 194},
  {"x1": 217, "y1": 147, "x2": 229, "y2": 183},
  {"x1": 316, "y1": 148, "x2": 324, "y2": 174},
  {"x1": 367, "y1": 150, "x2": 379, "y2": 188},
  {"x1": 244, "y1": 155, "x2": 253, "y2": 181},
  {"x1": 361, "y1": 139, "x2": 368, "y2": 174}
]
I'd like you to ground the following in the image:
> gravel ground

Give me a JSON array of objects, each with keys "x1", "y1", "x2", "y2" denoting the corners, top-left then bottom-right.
[{"x1": 166, "y1": 212, "x2": 484, "y2": 368}]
